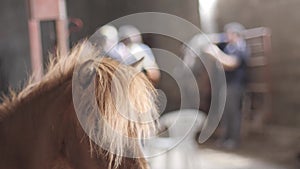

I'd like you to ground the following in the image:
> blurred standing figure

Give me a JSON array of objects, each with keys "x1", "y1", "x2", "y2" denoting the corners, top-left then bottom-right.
[
  {"x1": 205, "y1": 22, "x2": 249, "y2": 149},
  {"x1": 119, "y1": 25, "x2": 160, "y2": 85}
]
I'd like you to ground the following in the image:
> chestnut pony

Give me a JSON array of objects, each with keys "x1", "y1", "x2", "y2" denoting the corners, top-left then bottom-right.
[{"x1": 0, "y1": 41, "x2": 158, "y2": 169}]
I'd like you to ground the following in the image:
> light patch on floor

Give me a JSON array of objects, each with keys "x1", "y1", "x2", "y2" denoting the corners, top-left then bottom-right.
[{"x1": 147, "y1": 147, "x2": 288, "y2": 169}]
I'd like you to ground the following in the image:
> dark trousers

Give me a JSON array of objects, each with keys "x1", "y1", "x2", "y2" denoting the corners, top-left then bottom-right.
[{"x1": 221, "y1": 84, "x2": 244, "y2": 143}]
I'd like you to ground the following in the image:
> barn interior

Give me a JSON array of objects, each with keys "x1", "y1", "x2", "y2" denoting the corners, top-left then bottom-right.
[{"x1": 0, "y1": 0, "x2": 299, "y2": 169}]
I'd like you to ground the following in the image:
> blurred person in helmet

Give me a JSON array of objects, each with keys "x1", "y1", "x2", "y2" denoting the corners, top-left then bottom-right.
[
  {"x1": 90, "y1": 25, "x2": 135, "y2": 64},
  {"x1": 119, "y1": 25, "x2": 160, "y2": 85}
]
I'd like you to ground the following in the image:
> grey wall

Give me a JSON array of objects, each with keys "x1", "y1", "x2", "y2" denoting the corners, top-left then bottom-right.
[{"x1": 0, "y1": 0, "x2": 31, "y2": 91}]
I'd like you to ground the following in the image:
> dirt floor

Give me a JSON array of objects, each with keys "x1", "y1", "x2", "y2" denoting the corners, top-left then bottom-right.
[{"x1": 199, "y1": 125, "x2": 300, "y2": 169}]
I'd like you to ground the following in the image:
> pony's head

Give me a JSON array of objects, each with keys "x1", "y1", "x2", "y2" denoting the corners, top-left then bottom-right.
[
  {"x1": 0, "y1": 41, "x2": 158, "y2": 169},
  {"x1": 72, "y1": 42, "x2": 159, "y2": 168}
]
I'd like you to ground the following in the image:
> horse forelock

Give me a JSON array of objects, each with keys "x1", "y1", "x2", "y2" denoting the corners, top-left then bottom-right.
[{"x1": 78, "y1": 57, "x2": 158, "y2": 169}]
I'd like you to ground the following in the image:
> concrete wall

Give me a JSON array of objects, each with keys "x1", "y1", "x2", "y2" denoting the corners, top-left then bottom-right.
[
  {"x1": 215, "y1": 0, "x2": 300, "y2": 127},
  {"x1": 0, "y1": 0, "x2": 31, "y2": 91}
]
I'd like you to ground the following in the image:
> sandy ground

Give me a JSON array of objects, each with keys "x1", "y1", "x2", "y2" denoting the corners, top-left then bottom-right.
[{"x1": 146, "y1": 125, "x2": 300, "y2": 169}]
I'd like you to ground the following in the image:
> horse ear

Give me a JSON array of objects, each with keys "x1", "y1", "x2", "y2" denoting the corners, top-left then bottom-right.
[
  {"x1": 78, "y1": 59, "x2": 96, "y2": 89},
  {"x1": 130, "y1": 57, "x2": 144, "y2": 68}
]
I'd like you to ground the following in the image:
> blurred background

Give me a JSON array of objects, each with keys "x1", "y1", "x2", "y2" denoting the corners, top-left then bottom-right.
[{"x1": 0, "y1": 0, "x2": 299, "y2": 169}]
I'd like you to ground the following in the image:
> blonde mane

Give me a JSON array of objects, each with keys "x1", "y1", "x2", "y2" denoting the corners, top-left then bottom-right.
[{"x1": 0, "y1": 41, "x2": 159, "y2": 169}]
